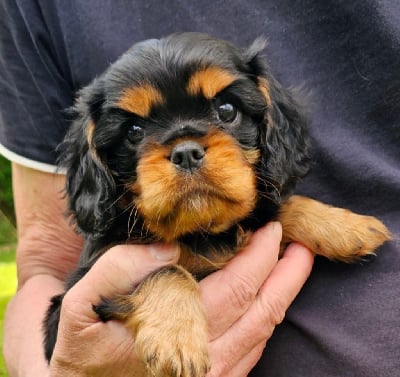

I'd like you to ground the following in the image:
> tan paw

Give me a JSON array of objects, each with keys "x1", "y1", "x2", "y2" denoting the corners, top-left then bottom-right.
[
  {"x1": 136, "y1": 318, "x2": 210, "y2": 377},
  {"x1": 279, "y1": 195, "x2": 392, "y2": 262},
  {"x1": 95, "y1": 265, "x2": 210, "y2": 377}
]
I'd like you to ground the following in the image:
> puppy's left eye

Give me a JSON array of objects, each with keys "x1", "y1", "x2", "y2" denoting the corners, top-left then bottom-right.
[
  {"x1": 126, "y1": 124, "x2": 145, "y2": 143},
  {"x1": 216, "y1": 102, "x2": 239, "y2": 123}
]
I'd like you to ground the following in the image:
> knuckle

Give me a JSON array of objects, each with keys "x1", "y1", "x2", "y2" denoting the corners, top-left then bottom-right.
[
  {"x1": 207, "y1": 348, "x2": 234, "y2": 377},
  {"x1": 102, "y1": 249, "x2": 125, "y2": 273},
  {"x1": 207, "y1": 341, "x2": 266, "y2": 377},
  {"x1": 253, "y1": 341, "x2": 267, "y2": 362},
  {"x1": 258, "y1": 289, "x2": 288, "y2": 327},
  {"x1": 60, "y1": 292, "x2": 74, "y2": 313},
  {"x1": 96, "y1": 246, "x2": 138, "y2": 284},
  {"x1": 206, "y1": 363, "x2": 224, "y2": 377},
  {"x1": 60, "y1": 291, "x2": 89, "y2": 325},
  {"x1": 226, "y1": 271, "x2": 258, "y2": 311}
]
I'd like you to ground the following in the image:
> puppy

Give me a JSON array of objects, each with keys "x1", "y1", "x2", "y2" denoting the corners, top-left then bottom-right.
[{"x1": 44, "y1": 32, "x2": 391, "y2": 376}]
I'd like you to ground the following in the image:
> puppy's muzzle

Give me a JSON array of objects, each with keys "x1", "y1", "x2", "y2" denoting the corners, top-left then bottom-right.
[{"x1": 132, "y1": 129, "x2": 258, "y2": 241}]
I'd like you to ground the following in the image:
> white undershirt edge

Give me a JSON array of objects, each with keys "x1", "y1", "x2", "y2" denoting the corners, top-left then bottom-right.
[{"x1": 0, "y1": 142, "x2": 65, "y2": 175}]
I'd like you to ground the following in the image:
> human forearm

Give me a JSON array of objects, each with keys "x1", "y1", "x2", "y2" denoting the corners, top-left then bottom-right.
[
  {"x1": 12, "y1": 164, "x2": 83, "y2": 285},
  {"x1": 3, "y1": 274, "x2": 64, "y2": 377},
  {"x1": 4, "y1": 165, "x2": 82, "y2": 375}
]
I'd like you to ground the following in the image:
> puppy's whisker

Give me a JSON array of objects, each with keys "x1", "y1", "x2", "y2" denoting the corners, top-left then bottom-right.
[
  {"x1": 145, "y1": 224, "x2": 152, "y2": 240},
  {"x1": 120, "y1": 202, "x2": 135, "y2": 216},
  {"x1": 257, "y1": 192, "x2": 275, "y2": 202},
  {"x1": 139, "y1": 218, "x2": 152, "y2": 240},
  {"x1": 256, "y1": 175, "x2": 281, "y2": 199},
  {"x1": 127, "y1": 206, "x2": 139, "y2": 239},
  {"x1": 104, "y1": 189, "x2": 130, "y2": 212}
]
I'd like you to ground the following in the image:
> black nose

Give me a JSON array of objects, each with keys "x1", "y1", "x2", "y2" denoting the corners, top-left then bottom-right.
[{"x1": 170, "y1": 141, "x2": 205, "y2": 172}]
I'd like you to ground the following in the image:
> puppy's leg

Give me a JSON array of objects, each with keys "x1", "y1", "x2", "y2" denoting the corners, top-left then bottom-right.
[
  {"x1": 94, "y1": 265, "x2": 210, "y2": 377},
  {"x1": 279, "y1": 195, "x2": 392, "y2": 262}
]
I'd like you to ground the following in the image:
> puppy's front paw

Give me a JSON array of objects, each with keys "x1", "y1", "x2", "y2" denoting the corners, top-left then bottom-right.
[
  {"x1": 313, "y1": 211, "x2": 391, "y2": 262},
  {"x1": 279, "y1": 195, "x2": 392, "y2": 262},
  {"x1": 94, "y1": 265, "x2": 210, "y2": 377},
  {"x1": 135, "y1": 310, "x2": 210, "y2": 377}
]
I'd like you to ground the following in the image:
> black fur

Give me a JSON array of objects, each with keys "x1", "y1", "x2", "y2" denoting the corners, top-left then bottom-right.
[{"x1": 43, "y1": 32, "x2": 310, "y2": 361}]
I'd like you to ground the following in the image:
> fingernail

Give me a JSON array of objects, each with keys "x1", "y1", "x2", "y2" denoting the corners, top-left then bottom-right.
[
  {"x1": 268, "y1": 221, "x2": 282, "y2": 233},
  {"x1": 150, "y1": 243, "x2": 179, "y2": 261}
]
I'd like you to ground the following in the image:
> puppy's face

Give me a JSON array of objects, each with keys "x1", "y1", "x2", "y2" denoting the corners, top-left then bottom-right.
[{"x1": 62, "y1": 33, "x2": 310, "y2": 243}]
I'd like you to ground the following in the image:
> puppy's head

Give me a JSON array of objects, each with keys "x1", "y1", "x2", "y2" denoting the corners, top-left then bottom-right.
[{"x1": 61, "y1": 33, "x2": 310, "y2": 242}]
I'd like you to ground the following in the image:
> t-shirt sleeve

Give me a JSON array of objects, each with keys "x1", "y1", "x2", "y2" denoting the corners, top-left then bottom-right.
[{"x1": 0, "y1": 1, "x2": 75, "y2": 173}]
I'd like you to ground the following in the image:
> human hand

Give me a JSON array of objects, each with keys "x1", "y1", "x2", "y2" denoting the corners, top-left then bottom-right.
[
  {"x1": 201, "y1": 222, "x2": 314, "y2": 377},
  {"x1": 49, "y1": 243, "x2": 180, "y2": 376},
  {"x1": 49, "y1": 222, "x2": 313, "y2": 377}
]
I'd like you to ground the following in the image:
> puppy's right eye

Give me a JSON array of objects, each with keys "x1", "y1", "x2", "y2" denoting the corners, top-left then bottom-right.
[
  {"x1": 217, "y1": 102, "x2": 238, "y2": 123},
  {"x1": 127, "y1": 125, "x2": 145, "y2": 143}
]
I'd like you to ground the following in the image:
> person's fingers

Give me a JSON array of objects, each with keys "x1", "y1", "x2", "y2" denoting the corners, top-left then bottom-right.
[
  {"x1": 200, "y1": 221, "x2": 283, "y2": 339},
  {"x1": 208, "y1": 243, "x2": 314, "y2": 373},
  {"x1": 257, "y1": 242, "x2": 314, "y2": 322},
  {"x1": 209, "y1": 340, "x2": 266, "y2": 377},
  {"x1": 207, "y1": 338, "x2": 266, "y2": 377},
  {"x1": 62, "y1": 243, "x2": 180, "y2": 322},
  {"x1": 227, "y1": 340, "x2": 267, "y2": 377}
]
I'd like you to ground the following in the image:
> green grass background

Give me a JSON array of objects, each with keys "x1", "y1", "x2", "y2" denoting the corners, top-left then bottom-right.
[
  {"x1": 0, "y1": 155, "x2": 16, "y2": 376},
  {"x1": 0, "y1": 212, "x2": 17, "y2": 376}
]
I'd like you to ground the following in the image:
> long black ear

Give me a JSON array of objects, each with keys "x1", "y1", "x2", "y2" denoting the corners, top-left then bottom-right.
[
  {"x1": 245, "y1": 41, "x2": 311, "y2": 201},
  {"x1": 59, "y1": 78, "x2": 116, "y2": 238}
]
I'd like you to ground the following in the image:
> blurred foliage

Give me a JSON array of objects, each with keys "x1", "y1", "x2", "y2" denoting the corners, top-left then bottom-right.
[
  {"x1": 0, "y1": 155, "x2": 15, "y2": 225},
  {"x1": 0, "y1": 212, "x2": 16, "y2": 245},
  {"x1": 0, "y1": 155, "x2": 17, "y2": 376},
  {"x1": 0, "y1": 248, "x2": 16, "y2": 377}
]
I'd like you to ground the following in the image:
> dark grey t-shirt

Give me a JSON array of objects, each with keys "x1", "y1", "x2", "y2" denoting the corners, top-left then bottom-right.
[{"x1": 1, "y1": 1, "x2": 399, "y2": 376}]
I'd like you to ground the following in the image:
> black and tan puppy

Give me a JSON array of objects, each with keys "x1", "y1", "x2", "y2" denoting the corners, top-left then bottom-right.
[{"x1": 44, "y1": 32, "x2": 391, "y2": 376}]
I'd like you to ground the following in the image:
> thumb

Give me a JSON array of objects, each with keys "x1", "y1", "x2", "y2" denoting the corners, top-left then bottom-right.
[{"x1": 62, "y1": 243, "x2": 180, "y2": 323}]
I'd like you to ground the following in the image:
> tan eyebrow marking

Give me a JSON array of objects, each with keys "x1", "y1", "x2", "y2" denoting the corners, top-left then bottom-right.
[
  {"x1": 187, "y1": 67, "x2": 238, "y2": 99},
  {"x1": 117, "y1": 84, "x2": 165, "y2": 117}
]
